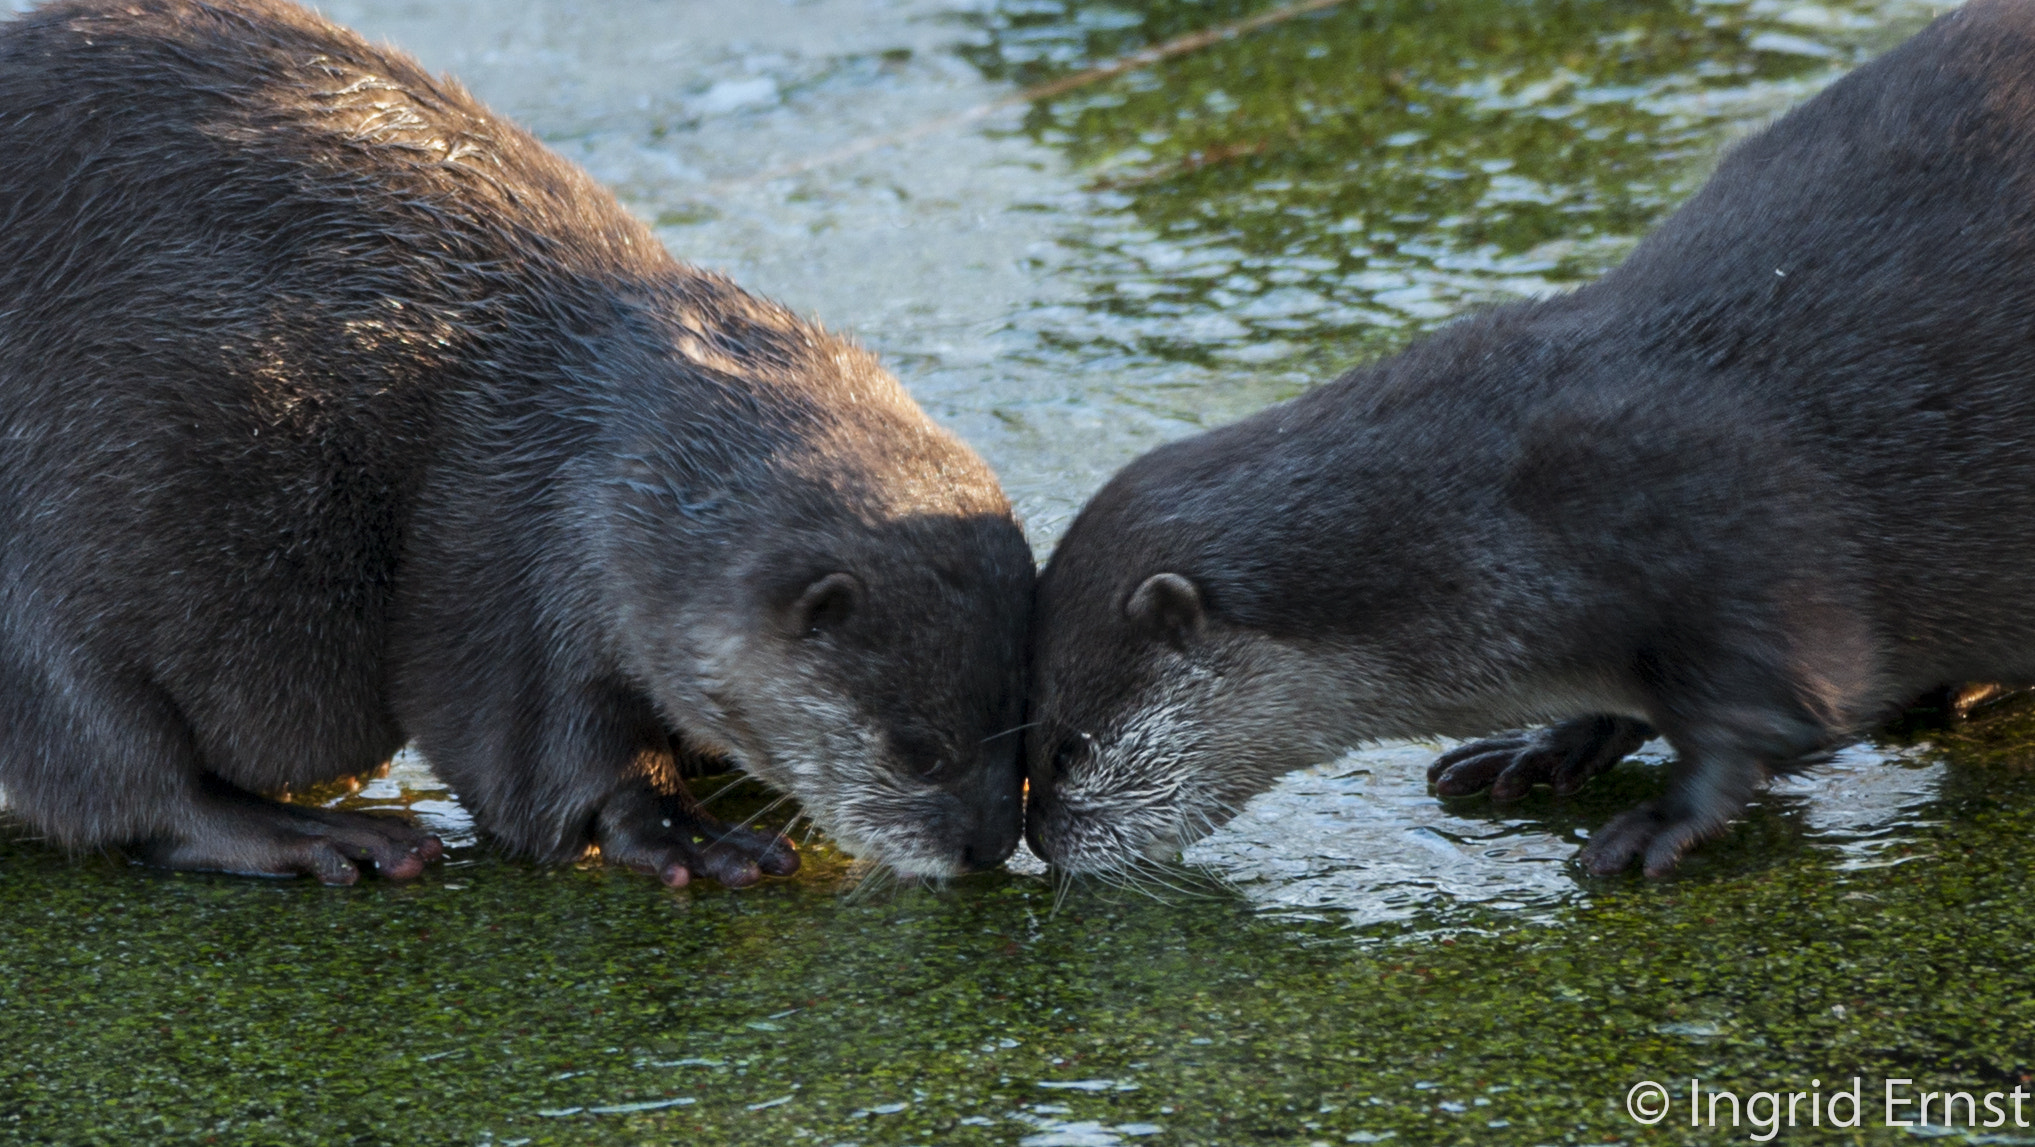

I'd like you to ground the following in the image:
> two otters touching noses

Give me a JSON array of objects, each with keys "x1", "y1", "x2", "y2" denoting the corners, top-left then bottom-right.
[{"x1": 3, "y1": 0, "x2": 2032, "y2": 887}]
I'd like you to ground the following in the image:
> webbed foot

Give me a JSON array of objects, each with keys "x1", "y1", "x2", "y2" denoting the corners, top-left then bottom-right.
[
  {"x1": 1428, "y1": 715, "x2": 1654, "y2": 800},
  {"x1": 1576, "y1": 800, "x2": 1733, "y2": 878},
  {"x1": 597, "y1": 783, "x2": 799, "y2": 889},
  {"x1": 136, "y1": 780, "x2": 442, "y2": 884}
]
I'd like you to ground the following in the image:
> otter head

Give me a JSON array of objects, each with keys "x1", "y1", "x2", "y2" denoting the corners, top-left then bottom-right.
[
  {"x1": 1025, "y1": 552, "x2": 1363, "y2": 877},
  {"x1": 1023, "y1": 394, "x2": 1532, "y2": 876},
  {"x1": 597, "y1": 311, "x2": 1033, "y2": 878},
  {"x1": 678, "y1": 508, "x2": 1032, "y2": 878}
]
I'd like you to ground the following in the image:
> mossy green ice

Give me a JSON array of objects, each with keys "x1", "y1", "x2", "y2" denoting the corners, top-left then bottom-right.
[{"x1": 8, "y1": 718, "x2": 2035, "y2": 1145}]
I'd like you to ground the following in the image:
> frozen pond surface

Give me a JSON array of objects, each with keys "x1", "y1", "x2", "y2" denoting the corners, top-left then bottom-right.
[{"x1": 11, "y1": 1, "x2": 2034, "y2": 1145}]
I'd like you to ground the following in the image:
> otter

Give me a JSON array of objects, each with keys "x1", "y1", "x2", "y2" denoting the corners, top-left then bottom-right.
[
  {"x1": 0, "y1": 0, "x2": 1031, "y2": 886},
  {"x1": 1025, "y1": 0, "x2": 2035, "y2": 879}
]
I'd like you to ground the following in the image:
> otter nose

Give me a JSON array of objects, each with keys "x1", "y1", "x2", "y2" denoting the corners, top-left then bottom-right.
[
  {"x1": 958, "y1": 805, "x2": 1020, "y2": 872},
  {"x1": 950, "y1": 743, "x2": 1022, "y2": 873}
]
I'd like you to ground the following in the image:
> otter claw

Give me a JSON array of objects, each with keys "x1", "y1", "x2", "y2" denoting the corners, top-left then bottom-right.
[
  {"x1": 135, "y1": 798, "x2": 442, "y2": 884},
  {"x1": 666, "y1": 826, "x2": 797, "y2": 889},
  {"x1": 1429, "y1": 716, "x2": 1653, "y2": 801},
  {"x1": 597, "y1": 786, "x2": 799, "y2": 889},
  {"x1": 1428, "y1": 736, "x2": 1531, "y2": 796},
  {"x1": 1578, "y1": 803, "x2": 1725, "y2": 878}
]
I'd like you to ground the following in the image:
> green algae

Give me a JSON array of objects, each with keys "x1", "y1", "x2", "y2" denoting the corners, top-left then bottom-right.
[
  {"x1": 8, "y1": 730, "x2": 2035, "y2": 1146},
  {"x1": 967, "y1": 0, "x2": 1931, "y2": 418},
  {"x1": 6, "y1": 0, "x2": 2028, "y2": 1143}
]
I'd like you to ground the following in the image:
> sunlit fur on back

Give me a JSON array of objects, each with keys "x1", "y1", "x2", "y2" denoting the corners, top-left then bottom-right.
[
  {"x1": 1028, "y1": 0, "x2": 2035, "y2": 877},
  {"x1": 0, "y1": 0, "x2": 1030, "y2": 882}
]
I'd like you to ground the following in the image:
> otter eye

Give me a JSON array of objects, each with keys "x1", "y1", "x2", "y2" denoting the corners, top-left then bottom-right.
[
  {"x1": 789, "y1": 571, "x2": 861, "y2": 637},
  {"x1": 892, "y1": 730, "x2": 947, "y2": 779}
]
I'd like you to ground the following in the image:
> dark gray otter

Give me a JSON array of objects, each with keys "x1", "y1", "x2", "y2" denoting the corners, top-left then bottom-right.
[
  {"x1": 1026, "y1": 0, "x2": 2035, "y2": 879},
  {"x1": 0, "y1": 0, "x2": 1031, "y2": 886}
]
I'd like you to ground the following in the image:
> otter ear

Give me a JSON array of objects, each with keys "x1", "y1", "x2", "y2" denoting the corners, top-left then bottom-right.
[
  {"x1": 1126, "y1": 572, "x2": 1204, "y2": 650},
  {"x1": 788, "y1": 572, "x2": 862, "y2": 637}
]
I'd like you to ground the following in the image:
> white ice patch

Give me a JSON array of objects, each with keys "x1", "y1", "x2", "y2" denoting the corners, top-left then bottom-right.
[
  {"x1": 1004, "y1": 838, "x2": 1050, "y2": 876},
  {"x1": 1181, "y1": 742, "x2": 1582, "y2": 926},
  {"x1": 1013, "y1": 1114, "x2": 1166, "y2": 1147},
  {"x1": 357, "y1": 745, "x2": 440, "y2": 799},
  {"x1": 692, "y1": 77, "x2": 780, "y2": 115}
]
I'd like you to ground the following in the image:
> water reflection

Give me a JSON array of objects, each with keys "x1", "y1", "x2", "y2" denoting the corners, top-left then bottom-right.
[
  {"x1": 1183, "y1": 738, "x2": 1944, "y2": 924},
  {"x1": 963, "y1": 0, "x2": 1939, "y2": 472},
  {"x1": 339, "y1": 748, "x2": 479, "y2": 851}
]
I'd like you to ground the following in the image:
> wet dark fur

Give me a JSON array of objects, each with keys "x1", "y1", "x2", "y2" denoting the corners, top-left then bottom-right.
[
  {"x1": 1028, "y1": 0, "x2": 2035, "y2": 877},
  {"x1": 0, "y1": 0, "x2": 1030, "y2": 883}
]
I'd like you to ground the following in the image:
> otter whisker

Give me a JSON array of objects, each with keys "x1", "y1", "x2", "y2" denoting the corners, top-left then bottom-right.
[
  {"x1": 689, "y1": 776, "x2": 749, "y2": 812},
  {"x1": 777, "y1": 810, "x2": 813, "y2": 845},
  {"x1": 839, "y1": 858, "x2": 882, "y2": 901},
  {"x1": 1103, "y1": 857, "x2": 1186, "y2": 904},
  {"x1": 1145, "y1": 857, "x2": 1234, "y2": 901},
  {"x1": 981, "y1": 721, "x2": 1040, "y2": 744},
  {"x1": 843, "y1": 859, "x2": 907, "y2": 904},
  {"x1": 708, "y1": 792, "x2": 795, "y2": 848}
]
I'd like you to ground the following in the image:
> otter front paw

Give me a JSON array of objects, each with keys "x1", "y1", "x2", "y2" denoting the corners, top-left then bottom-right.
[
  {"x1": 1577, "y1": 802, "x2": 1732, "y2": 878},
  {"x1": 138, "y1": 794, "x2": 443, "y2": 885},
  {"x1": 1428, "y1": 715, "x2": 1653, "y2": 800},
  {"x1": 597, "y1": 787, "x2": 799, "y2": 889}
]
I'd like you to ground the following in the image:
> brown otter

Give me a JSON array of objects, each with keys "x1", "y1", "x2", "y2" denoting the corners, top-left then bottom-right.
[
  {"x1": 1025, "y1": 0, "x2": 2035, "y2": 879},
  {"x1": 0, "y1": 0, "x2": 1031, "y2": 885}
]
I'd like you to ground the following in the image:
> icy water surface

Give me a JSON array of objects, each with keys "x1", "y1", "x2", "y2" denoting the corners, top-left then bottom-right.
[{"x1": 9, "y1": 0, "x2": 2032, "y2": 1144}]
